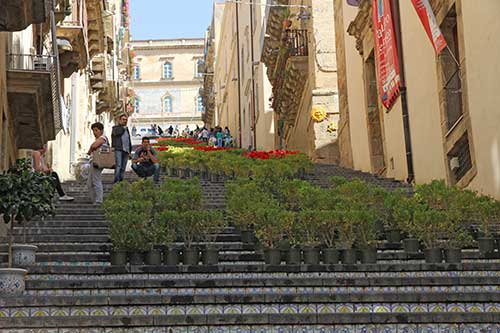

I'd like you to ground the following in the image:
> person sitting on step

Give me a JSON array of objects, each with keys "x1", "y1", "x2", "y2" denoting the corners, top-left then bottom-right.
[
  {"x1": 131, "y1": 137, "x2": 161, "y2": 184},
  {"x1": 32, "y1": 144, "x2": 74, "y2": 201}
]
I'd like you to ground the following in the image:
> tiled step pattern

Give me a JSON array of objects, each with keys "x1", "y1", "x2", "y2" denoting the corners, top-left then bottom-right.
[{"x1": 1, "y1": 166, "x2": 500, "y2": 332}]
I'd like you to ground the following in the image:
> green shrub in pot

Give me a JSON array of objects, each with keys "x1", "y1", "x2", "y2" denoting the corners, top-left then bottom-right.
[
  {"x1": 296, "y1": 210, "x2": 323, "y2": 264},
  {"x1": 254, "y1": 207, "x2": 295, "y2": 265}
]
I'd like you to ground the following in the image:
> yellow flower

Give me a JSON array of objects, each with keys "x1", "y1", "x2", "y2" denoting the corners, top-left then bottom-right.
[{"x1": 311, "y1": 105, "x2": 327, "y2": 122}]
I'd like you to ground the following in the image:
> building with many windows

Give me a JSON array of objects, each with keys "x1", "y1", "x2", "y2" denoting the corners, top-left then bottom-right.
[{"x1": 128, "y1": 38, "x2": 205, "y2": 135}]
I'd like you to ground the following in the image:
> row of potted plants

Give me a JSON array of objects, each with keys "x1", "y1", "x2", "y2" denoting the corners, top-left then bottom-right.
[
  {"x1": 0, "y1": 159, "x2": 56, "y2": 296},
  {"x1": 227, "y1": 177, "x2": 500, "y2": 265},
  {"x1": 157, "y1": 146, "x2": 313, "y2": 182},
  {"x1": 104, "y1": 178, "x2": 227, "y2": 266}
]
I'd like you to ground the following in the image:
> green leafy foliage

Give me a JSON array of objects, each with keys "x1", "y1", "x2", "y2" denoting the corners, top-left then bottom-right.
[{"x1": 0, "y1": 159, "x2": 56, "y2": 224}]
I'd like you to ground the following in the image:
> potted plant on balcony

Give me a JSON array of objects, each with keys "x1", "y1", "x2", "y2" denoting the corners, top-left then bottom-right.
[
  {"x1": 281, "y1": 8, "x2": 294, "y2": 29},
  {"x1": 0, "y1": 159, "x2": 55, "y2": 296}
]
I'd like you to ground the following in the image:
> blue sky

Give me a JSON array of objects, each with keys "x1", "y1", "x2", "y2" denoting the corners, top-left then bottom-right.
[{"x1": 130, "y1": 0, "x2": 215, "y2": 40}]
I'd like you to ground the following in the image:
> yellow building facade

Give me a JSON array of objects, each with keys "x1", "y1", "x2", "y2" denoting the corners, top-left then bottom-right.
[
  {"x1": 128, "y1": 39, "x2": 204, "y2": 133},
  {"x1": 336, "y1": 0, "x2": 500, "y2": 199},
  {"x1": 203, "y1": 1, "x2": 275, "y2": 150}
]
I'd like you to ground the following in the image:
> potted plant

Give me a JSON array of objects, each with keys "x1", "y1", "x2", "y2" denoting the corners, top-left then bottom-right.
[
  {"x1": 199, "y1": 210, "x2": 226, "y2": 265},
  {"x1": 476, "y1": 195, "x2": 500, "y2": 257},
  {"x1": 0, "y1": 159, "x2": 55, "y2": 296},
  {"x1": 296, "y1": 210, "x2": 322, "y2": 265},
  {"x1": 394, "y1": 196, "x2": 421, "y2": 254},
  {"x1": 156, "y1": 210, "x2": 180, "y2": 265},
  {"x1": 383, "y1": 190, "x2": 406, "y2": 244},
  {"x1": 175, "y1": 211, "x2": 201, "y2": 265},
  {"x1": 145, "y1": 220, "x2": 169, "y2": 266},
  {"x1": 254, "y1": 207, "x2": 294, "y2": 265},
  {"x1": 226, "y1": 181, "x2": 273, "y2": 245},
  {"x1": 318, "y1": 210, "x2": 340, "y2": 265},
  {"x1": 335, "y1": 204, "x2": 357, "y2": 265},
  {"x1": 281, "y1": 8, "x2": 294, "y2": 29},
  {"x1": 353, "y1": 207, "x2": 379, "y2": 264}
]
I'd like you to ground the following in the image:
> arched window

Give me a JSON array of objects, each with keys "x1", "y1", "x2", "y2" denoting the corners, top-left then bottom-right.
[
  {"x1": 133, "y1": 64, "x2": 140, "y2": 80},
  {"x1": 196, "y1": 95, "x2": 204, "y2": 112},
  {"x1": 163, "y1": 62, "x2": 173, "y2": 79},
  {"x1": 134, "y1": 98, "x2": 140, "y2": 113},
  {"x1": 163, "y1": 95, "x2": 173, "y2": 112},
  {"x1": 195, "y1": 59, "x2": 204, "y2": 78}
]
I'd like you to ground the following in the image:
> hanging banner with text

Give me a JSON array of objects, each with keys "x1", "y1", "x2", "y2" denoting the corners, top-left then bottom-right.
[
  {"x1": 411, "y1": 0, "x2": 447, "y2": 54},
  {"x1": 372, "y1": 0, "x2": 401, "y2": 109}
]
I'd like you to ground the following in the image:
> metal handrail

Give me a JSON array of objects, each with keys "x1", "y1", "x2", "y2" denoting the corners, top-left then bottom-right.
[{"x1": 7, "y1": 54, "x2": 55, "y2": 71}]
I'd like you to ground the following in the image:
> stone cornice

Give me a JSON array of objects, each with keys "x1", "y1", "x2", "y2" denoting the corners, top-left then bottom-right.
[
  {"x1": 133, "y1": 45, "x2": 204, "y2": 51},
  {"x1": 347, "y1": 0, "x2": 371, "y2": 55}
]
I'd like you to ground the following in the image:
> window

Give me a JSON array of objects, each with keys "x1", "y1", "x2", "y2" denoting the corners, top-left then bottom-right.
[
  {"x1": 163, "y1": 96, "x2": 173, "y2": 112},
  {"x1": 133, "y1": 64, "x2": 140, "y2": 80},
  {"x1": 163, "y1": 62, "x2": 173, "y2": 79},
  {"x1": 134, "y1": 98, "x2": 140, "y2": 113},
  {"x1": 196, "y1": 95, "x2": 204, "y2": 112},
  {"x1": 440, "y1": 6, "x2": 463, "y2": 130},
  {"x1": 447, "y1": 132, "x2": 472, "y2": 184},
  {"x1": 195, "y1": 59, "x2": 204, "y2": 78}
]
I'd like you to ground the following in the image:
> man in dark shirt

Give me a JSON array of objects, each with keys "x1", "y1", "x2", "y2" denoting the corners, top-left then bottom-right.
[
  {"x1": 111, "y1": 115, "x2": 132, "y2": 183},
  {"x1": 131, "y1": 137, "x2": 161, "y2": 183}
]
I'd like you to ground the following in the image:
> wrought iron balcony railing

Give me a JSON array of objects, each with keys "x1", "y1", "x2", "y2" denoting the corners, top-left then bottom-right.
[
  {"x1": 7, "y1": 54, "x2": 62, "y2": 131},
  {"x1": 8, "y1": 54, "x2": 55, "y2": 72},
  {"x1": 284, "y1": 29, "x2": 308, "y2": 57}
]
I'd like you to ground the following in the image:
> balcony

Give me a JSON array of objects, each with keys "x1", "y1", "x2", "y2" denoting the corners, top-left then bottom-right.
[
  {"x1": 265, "y1": 29, "x2": 309, "y2": 126},
  {"x1": 0, "y1": 0, "x2": 49, "y2": 32},
  {"x1": 57, "y1": 0, "x2": 89, "y2": 77},
  {"x1": 6, "y1": 54, "x2": 61, "y2": 149},
  {"x1": 87, "y1": 0, "x2": 106, "y2": 58}
]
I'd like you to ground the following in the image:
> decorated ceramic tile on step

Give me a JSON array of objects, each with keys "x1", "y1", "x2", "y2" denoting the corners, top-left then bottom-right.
[
  {"x1": 186, "y1": 305, "x2": 204, "y2": 315},
  {"x1": 260, "y1": 304, "x2": 279, "y2": 314},
  {"x1": 298, "y1": 304, "x2": 316, "y2": 314},
  {"x1": 242, "y1": 304, "x2": 261, "y2": 314},
  {"x1": 335, "y1": 303, "x2": 354, "y2": 313},
  {"x1": 419, "y1": 324, "x2": 440, "y2": 333},
  {"x1": 29, "y1": 307, "x2": 50, "y2": 317},
  {"x1": 110, "y1": 306, "x2": 129, "y2": 316},
  {"x1": 437, "y1": 324, "x2": 461, "y2": 333},
  {"x1": 334, "y1": 325, "x2": 357, "y2": 333},
  {"x1": 317, "y1": 304, "x2": 335, "y2": 314},
  {"x1": 204, "y1": 304, "x2": 223, "y2": 315},
  {"x1": 279, "y1": 304, "x2": 299, "y2": 314},
  {"x1": 396, "y1": 324, "x2": 418, "y2": 333},
  {"x1": 484, "y1": 303, "x2": 500, "y2": 312}
]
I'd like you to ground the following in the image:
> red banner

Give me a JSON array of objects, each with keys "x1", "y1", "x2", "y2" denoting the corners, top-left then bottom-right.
[
  {"x1": 411, "y1": 0, "x2": 447, "y2": 54},
  {"x1": 372, "y1": 0, "x2": 401, "y2": 109}
]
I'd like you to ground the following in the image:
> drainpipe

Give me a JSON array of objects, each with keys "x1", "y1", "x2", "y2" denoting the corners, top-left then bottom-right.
[
  {"x1": 391, "y1": 0, "x2": 415, "y2": 184},
  {"x1": 235, "y1": 2, "x2": 243, "y2": 148},
  {"x1": 250, "y1": 3, "x2": 257, "y2": 150}
]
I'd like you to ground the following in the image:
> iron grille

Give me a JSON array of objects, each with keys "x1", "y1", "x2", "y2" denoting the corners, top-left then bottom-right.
[{"x1": 448, "y1": 132, "x2": 473, "y2": 183}]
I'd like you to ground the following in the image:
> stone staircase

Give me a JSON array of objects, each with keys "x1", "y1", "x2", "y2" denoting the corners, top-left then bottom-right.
[{"x1": 1, "y1": 166, "x2": 500, "y2": 332}]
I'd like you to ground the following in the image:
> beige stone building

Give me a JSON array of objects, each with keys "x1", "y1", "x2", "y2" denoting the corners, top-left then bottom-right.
[
  {"x1": 261, "y1": 0, "x2": 341, "y2": 163},
  {"x1": 202, "y1": 1, "x2": 275, "y2": 150},
  {"x1": 335, "y1": 0, "x2": 500, "y2": 199},
  {"x1": 0, "y1": 0, "x2": 130, "y2": 180},
  {"x1": 128, "y1": 39, "x2": 204, "y2": 134}
]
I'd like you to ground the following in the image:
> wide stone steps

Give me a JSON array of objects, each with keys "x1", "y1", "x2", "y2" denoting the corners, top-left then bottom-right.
[
  {"x1": 1, "y1": 313, "x2": 499, "y2": 329},
  {"x1": 3, "y1": 166, "x2": 499, "y2": 330}
]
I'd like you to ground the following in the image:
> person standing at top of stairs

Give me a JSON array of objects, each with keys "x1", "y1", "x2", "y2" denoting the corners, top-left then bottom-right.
[{"x1": 111, "y1": 114, "x2": 132, "y2": 183}]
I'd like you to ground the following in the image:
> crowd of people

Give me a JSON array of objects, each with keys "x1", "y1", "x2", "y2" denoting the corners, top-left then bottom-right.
[
  {"x1": 131, "y1": 123, "x2": 234, "y2": 148},
  {"x1": 34, "y1": 115, "x2": 235, "y2": 205}
]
